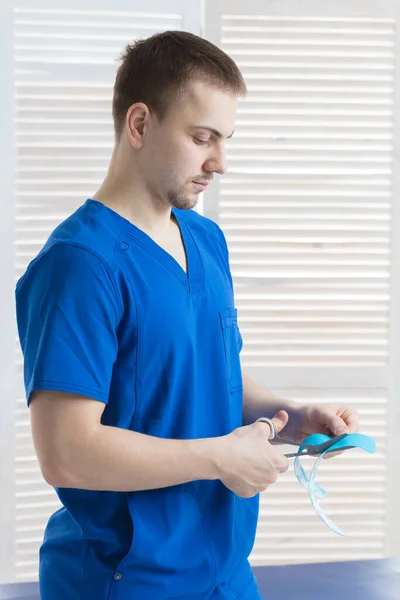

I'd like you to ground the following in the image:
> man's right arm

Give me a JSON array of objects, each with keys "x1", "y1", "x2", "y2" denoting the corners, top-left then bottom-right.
[
  {"x1": 29, "y1": 391, "x2": 288, "y2": 497},
  {"x1": 30, "y1": 390, "x2": 220, "y2": 492}
]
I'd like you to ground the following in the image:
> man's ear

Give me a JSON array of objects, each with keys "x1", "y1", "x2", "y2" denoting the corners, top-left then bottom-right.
[{"x1": 126, "y1": 102, "x2": 150, "y2": 149}]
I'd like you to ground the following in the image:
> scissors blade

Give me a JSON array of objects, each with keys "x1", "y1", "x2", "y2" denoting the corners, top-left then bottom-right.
[
  {"x1": 274, "y1": 434, "x2": 319, "y2": 450},
  {"x1": 285, "y1": 441, "x2": 353, "y2": 458},
  {"x1": 283, "y1": 433, "x2": 349, "y2": 458}
]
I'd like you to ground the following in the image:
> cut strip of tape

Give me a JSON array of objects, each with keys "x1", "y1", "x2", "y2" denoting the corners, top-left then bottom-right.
[{"x1": 294, "y1": 433, "x2": 376, "y2": 536}]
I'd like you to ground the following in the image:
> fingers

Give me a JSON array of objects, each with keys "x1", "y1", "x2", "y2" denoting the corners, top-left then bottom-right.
[
  {"x1": 323, "y1": 409, "x2": 358, "y2": 459},
  {"x1": 339, "y1": 407, "x2": 359, "y2": 433},
  {"x1": 328, "y1": 414, "x2": 349, "y2": 436},
  {"x1": 326, "y1": 407, "x2": 360, "y2": 436},
  {"x1": 277, "y1": 455, "x2": 289, "y2": 473},
  {"x1": 270, "y1": 410, "x2": 289, "y2": 435}
]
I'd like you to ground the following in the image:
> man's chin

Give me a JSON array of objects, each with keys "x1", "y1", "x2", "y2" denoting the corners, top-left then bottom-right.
[{"x1": 169, "y1": 194, "x2": 198, "y2": 211}]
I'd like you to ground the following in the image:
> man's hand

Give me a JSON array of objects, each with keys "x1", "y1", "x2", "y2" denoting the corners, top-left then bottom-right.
[
  {"x1": 216, "y1": 410, "x2": 289, "y2": 498},
  {"x1": 280, "y1": 403, "x2": 360, "y2": 458},
  {"x1": 283, "y1": 404, "x2": 359, "y2": 442}
]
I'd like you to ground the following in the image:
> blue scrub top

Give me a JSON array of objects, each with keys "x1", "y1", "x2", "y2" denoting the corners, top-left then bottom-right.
[{"x1": 15, "y1": 199, "x2": 261, "y2": 600}]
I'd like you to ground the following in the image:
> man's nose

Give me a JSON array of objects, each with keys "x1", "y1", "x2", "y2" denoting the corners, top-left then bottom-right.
[{"x1": 204, "y1": 148, "x2": 227, "y2": 175}]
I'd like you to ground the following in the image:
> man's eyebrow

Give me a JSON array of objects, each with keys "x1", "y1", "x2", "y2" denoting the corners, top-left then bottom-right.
[{"x1": 193, "y1": 126, "x2": 234, "y2": 139}]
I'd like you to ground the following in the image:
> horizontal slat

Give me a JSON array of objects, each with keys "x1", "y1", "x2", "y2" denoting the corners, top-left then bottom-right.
[
  {"x1": 250, "y1": 553, "x2": 384, "y2": 566},
  {"x1": 228, "y1": 156, "x2": 392, "y2": 166},
  {"x1": 223, "y1": 22, "x2": 393, "y2": 31},
  {"x1": 241, "y1": 359, "x2": 387, "y2": 367},
  {"x1": 15, "y1": 498, "x2": 61, "y2": 513},
  {"x1": 221, "y1": 15, "x2": 394, "y2": 24},
  {"x1": 258, "y1": 513, "x2": 385, "y2": 524},
  {"x1": 15, "y1": 17, "x2": 180, "y2": 30},
  {"x1": 236, "y1": 104, "x2": 393, "y2": 115},
  {"x1": 221, "y1": 173, "x2": 391, "y2": 185},
  {"x1": 231, "y1": 249, "x2": 389, "y2": 259},
  {"x1": 15, "y1": 8, "x2": 182, "y2": 19},
  {"x1": 223, "y1": 35, "x2": 394, "y2": 47},
  {"x1": 228, "y1": 127, "x2": 393, "y2": 139},
  {"x1": 235, "y1": 59, "x2": 393, "y2": 71}
]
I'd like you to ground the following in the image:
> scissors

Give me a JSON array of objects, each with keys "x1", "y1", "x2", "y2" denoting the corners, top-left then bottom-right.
[{"x1": 256, "y1": 417, "x2": 350, "y2": 458}]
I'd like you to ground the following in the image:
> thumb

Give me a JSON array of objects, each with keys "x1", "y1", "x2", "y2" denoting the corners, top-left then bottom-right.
[
  {"x1": 271, "y1": 410, "x2": 289, "y2": 436},
  {"x1": 330, "y1": 416, "x2": 349, "y2": 437}
]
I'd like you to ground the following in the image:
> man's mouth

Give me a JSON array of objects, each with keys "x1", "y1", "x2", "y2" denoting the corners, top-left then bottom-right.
[{"x1": 192, "y1": 181, "x2": 210, "y2": 190}]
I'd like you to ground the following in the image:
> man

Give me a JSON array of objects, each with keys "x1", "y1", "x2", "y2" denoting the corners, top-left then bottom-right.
[{"x1": 16, "y1": 31, "x2": 359, "y2": 599}]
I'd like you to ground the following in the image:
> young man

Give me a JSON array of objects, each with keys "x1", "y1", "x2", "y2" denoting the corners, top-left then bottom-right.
[{"x1": 16, "y1": 31, "x2": 359, "y2": 600}]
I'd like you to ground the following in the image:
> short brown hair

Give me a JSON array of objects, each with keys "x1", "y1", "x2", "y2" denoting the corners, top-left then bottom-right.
[{"x1": 112, "y1": 30, "x2": 247, "y2": 140}]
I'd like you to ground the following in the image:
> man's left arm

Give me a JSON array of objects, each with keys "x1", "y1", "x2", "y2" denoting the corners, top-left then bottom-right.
[
  {"x1": 241, "y1": 370, "x2": 360, "y2": 443},
  {"x1": 242, "y1": 370, "x2": 298, "y2": 427}
]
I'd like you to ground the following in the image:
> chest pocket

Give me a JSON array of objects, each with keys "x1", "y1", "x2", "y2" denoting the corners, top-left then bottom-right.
[{"x1": 219, "y1": 308, "x2": 243, "y2": 395}]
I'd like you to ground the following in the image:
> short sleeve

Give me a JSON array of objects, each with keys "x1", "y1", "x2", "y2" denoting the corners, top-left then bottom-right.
[{"x1": 16, "y1": 243, "x2": 120, "y2": 406}]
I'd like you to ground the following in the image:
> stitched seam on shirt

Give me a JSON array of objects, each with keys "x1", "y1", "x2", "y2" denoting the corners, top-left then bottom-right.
[
  {"x1": 123, "y1": 229, "x2": 189, "y2": 290},
  {"x1": 25, "y1": 241, "x2": 123, "y2": 324},
  {"x1": 110, "y1": 222, "x2": 125, "y2": 272},
  {"x1": 110, "y1": 223, "x2": 129, "y2": 316},
  {"x1": 124, "y1": 275, "x2": 140, "y2": 423},
  {"x1": 185, "y1": 486, "x2": 217, "y2": 593},
  {"x1": 187, "y1": 224, "x2": 233, "y2": 294},
  {"x1": 29, "y1": 380, "x2": 109, "y2": 402},
  {"x1": 188, "y1": 223, "x2": 226, "y2": 252},
  {"x1": 61, "y1": 241, "x2": 122, "y2": 322},
  {"x1": 78, "y1": 517, "x2": 92, "y2": 600},
  {"x1": 224, "y1": 572, "x2": 256, "y2": 600}
]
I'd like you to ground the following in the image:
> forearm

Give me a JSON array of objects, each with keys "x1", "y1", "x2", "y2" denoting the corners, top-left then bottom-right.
[
  {"x1": 242, "y1": 370, "x2": 299, "y2": 426},
  {"x1": 48, "y1": 425, "x2": 222, "y2": 492}
]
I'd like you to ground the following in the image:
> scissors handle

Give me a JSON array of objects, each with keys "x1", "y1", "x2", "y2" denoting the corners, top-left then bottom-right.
[{"x1": 255, "y1": 417, "x2": 316, "y2": 448}]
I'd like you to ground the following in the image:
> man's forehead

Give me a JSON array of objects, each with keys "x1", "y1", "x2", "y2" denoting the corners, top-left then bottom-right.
[
  {"x1": 185, "y1": 80, "x2": 237, "y2": 107},
  {"x1": 179, "y1": 81, "x2": 237, "y2": 136}
]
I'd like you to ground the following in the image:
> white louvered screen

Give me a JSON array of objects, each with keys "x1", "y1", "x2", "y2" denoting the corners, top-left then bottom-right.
[
  {"x1": 204, "y1": 0, "x2": 400, "y2": 564},
  {"x1": 5, "y1": 0, "x2": 201, "y2": 584}
]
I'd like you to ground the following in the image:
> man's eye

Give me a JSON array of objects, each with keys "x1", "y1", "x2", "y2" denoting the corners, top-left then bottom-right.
[{"x1": 194, "y1": 138, "x2": 209, "y2": 145}]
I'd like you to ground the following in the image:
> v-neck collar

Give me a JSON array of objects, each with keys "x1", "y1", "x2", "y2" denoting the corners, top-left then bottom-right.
[{"x1": 87, "y1": 200, "x2": 204, "y2": 294}]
